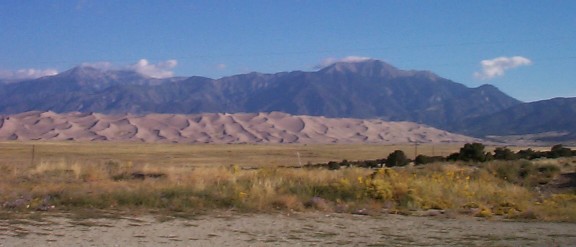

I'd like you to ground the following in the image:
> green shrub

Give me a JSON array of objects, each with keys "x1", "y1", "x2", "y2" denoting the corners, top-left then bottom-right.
[
  {"x1": 549, "y1": 144, "x2": 573, "y2": 158},
  {"x1": 461, "y1": 143, "x2": 487, "y2": 162},
  {"x1": 385, "y1": 150, "x2": 409, "y2": 167},
  {"x1": 516, "y1": 148, "x2": 545, "y2": 160},
  {"x1": 486, "y1": 161, "x2": 561, "y2": 187},
  {"x1": 494, "y1": 147, "x2": 518, "y2": 160},
  {"x1": 414, "y1": 155, "x2": 445, "y2": 165},
  {"x1": 327, "y1": 161, "x2": 341, "y2": 170}
]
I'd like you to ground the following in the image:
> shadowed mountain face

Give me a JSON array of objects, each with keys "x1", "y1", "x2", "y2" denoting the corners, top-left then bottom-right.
[
  {"x1": 458, "y1": 97, "x2": 576, "y2": 142},
  {"x1": 0, "y1": 60, "x2": 522, "y2": 135}
]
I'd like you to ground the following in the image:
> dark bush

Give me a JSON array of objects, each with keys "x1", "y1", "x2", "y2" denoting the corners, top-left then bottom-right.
[
  {"x1": 414, "y1": 155, "x2": 446, "y2": 165},
  {"x1": 458, "y1": 143, "x2": 488, "y2": 162},
  {"x1": 327, "y1": 161, "x2": 341, "y2": 170},
  {"x1": 493, "y1": 147, "x2": 518, "y2": 160},
  {"x1": 446, "y1": 152, "x2": 460, "y2": 161},
  {"x1": 485, "y1": 152, "x2": 494, "y2": 162},
  {"x1": 385, "y1": 150, "x2": 409, "y2": 167},
  {"x1": 548, "y1": 144, "x2": 573, "y2": 158},
  {"x1": 340, "y1": 159, "x2": 351, "y2": 168},
  {"x1": 356, "y1": 159, "x2": 383, "y2": 168},
  {"x1": 516, "y1": 148, "x2": 545, "y2": 160}
]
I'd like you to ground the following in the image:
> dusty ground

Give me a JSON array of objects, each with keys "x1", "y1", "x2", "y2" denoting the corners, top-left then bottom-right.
[{"x1": 1, "y1": 212, "x2": 575, "y2": 246}]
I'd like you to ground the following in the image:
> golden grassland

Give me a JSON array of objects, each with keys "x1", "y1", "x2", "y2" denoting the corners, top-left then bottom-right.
[
  {"x1": 1, "y1": 141, "x2": 575, "y2": 221},
  {"x1": 0, "y1": 141, "x2": 464, "y2": 167}
]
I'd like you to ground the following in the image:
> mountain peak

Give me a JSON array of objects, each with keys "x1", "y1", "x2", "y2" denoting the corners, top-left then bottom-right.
[
  {"x1": 321, "y1": 58, "x2": 389, "y2": 71},
  {"x1": 59, "y1": 65, "x2": 100, "y2": 77},
  {"x1": 45, "y1": 65, "x2": 171, "y2": 89},
  {"x1": 62, "y1": 65, "x2": 162, "y2": 80},
  {"x1": 319, "y1": 59, "x2": 417, "y2": 79}
]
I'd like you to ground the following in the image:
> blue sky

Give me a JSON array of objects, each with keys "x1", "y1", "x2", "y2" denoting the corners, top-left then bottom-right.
[{"x1": 0, "y1": 0, "x2": 574, "y2": 102}]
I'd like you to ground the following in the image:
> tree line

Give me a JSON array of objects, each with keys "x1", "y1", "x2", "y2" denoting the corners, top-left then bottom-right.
[{"x1": 308, "y1": 143, "x2": 576, "y2": 170}]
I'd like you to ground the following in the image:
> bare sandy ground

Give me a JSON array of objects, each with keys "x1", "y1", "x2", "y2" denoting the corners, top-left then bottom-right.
[
  {"x1": 1, "y1": 212, "x2": 575, "y2": 246},
  {"x1": 0, "y1": 111, "x2": 479, "y2": 144}
]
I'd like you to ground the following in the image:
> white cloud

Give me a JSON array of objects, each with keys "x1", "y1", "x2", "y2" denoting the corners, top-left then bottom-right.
[
  {"x1": 474, "y1": 56, "x2": 532, "y2": 80},
  {"x1": 0, "y1": 58, "x2": 179, "y2": 82},
  {"x1": 128, "y1": 59, "x2": 178, "y2": 78},
  {"x1": 315, "y1": 56, "x2": 372, "y2": 69},
  {"x1": 0, "y1": 68, "x2": 58, "y2": 81}
]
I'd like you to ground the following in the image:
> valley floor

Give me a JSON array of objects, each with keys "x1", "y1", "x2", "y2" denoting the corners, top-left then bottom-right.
[{"x1": 2, "y1": 212, "x2": 575, "y2": 247}]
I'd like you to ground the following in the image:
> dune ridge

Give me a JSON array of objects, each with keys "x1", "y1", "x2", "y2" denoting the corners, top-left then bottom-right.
[{"x1": 0, "y1": 111, "x2": 480, "y2": 144}]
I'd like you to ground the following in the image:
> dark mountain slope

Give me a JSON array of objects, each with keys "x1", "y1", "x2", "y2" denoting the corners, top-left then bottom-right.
[
  {"x1": 459, "y1": 97, "x2": 576, "y2": 141},
  {"x1": 0, "y1": 60, "x2": 521, "y2": 133},
  {"x1": 0, "y1": 66, "x2": 187, "y2": 113},
  {"x1": 242, "y1": 61, "x2": 520, "y2": 128}
]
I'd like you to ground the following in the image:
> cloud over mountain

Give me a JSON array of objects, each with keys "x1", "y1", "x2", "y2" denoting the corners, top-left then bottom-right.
[
  {"x1": 128, "y1": 59, "x2": 178, "y2": 78},
  {"x1": 76, "y1": 59, "x2": 179, "y2": 79},
  {"x1": 315, "y1": 56, "x2": 372, "y2": 69},
  {"x1": 474, "y1": 56, "x2": 531, "y2": 79},
  {"x1": 0, "y1": 68, "x2": 58, "y2": 81}
]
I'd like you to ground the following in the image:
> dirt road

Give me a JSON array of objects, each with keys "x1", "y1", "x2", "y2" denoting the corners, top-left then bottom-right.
[{"x1": 1, "y1": 212, "x2": 575, "y2": 246}]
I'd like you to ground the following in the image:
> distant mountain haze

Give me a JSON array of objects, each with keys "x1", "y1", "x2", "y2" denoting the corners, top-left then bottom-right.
[
  {"x1": 459, "y1": 97, "x2": 576, "y2": 142},
  {"x1": 0, "y1": 59, "x2": 573, "y2": 143}
]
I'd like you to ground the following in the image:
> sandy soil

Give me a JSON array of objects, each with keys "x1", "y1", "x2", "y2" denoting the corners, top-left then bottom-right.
[
  {"x1": 0, "y1": 111, "x2": 479, "y2": 144},
  {"x1": 1, "y1": 212, "x2": 575, "y2": 246}
]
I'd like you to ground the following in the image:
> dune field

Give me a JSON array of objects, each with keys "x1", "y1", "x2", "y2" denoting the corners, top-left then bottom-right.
[{"x1": 0, "y1": 111, "x2": 479, "y2": 144}]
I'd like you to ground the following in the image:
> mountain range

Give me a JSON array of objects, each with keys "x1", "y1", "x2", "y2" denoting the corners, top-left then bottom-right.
[
  {"x1": 0, "y1": 59, "x2": 574, "y2": 143},
  {"x1": 460, "y1": 97, "x2": 576, "y2": 143}
]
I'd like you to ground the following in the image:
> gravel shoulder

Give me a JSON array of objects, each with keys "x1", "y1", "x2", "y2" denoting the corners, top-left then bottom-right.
[{"x1": 2, "y1": 212, "x2": 576, "y2": 246}]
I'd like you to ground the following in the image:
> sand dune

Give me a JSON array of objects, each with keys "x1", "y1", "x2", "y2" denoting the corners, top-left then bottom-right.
[{"x1": 0, "y1": 111, "x2": 480, "y2": 144}]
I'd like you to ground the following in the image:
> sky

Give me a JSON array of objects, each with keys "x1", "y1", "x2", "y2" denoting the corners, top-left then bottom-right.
[{"x1": 0, "y1": 0, "x2": 575, "y2": 102}]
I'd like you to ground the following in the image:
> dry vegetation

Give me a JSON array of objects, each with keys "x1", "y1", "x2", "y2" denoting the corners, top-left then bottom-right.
[{"x1": 1, "y1": 141, "x2": 575, "y2": 222}]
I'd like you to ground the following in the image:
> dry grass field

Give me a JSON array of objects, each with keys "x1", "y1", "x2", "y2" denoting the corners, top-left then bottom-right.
[
  {"x1": 0, "y1": 141, "x2": 462, "y2": 168},
  {"x1": 1, "y1": 141, "x2": 576, "y2": 245},
  {"x1": 0, "y1": 141, "x2": 574, "y2": 219}
]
